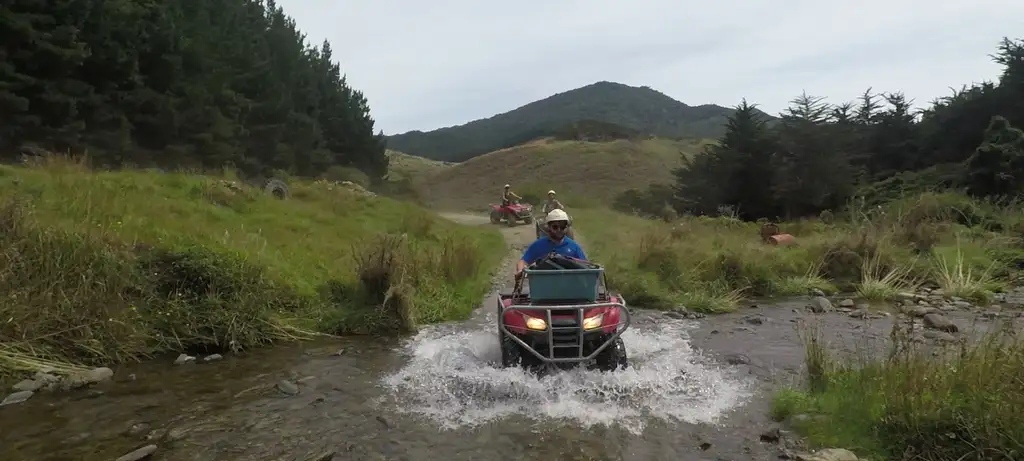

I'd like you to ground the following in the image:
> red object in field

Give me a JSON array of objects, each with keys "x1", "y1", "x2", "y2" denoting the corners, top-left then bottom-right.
[{"x1": 768, "y1": 233, "x2": 795, "y2": 246}]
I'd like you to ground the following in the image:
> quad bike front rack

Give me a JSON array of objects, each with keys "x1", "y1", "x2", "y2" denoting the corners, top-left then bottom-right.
[{"x1": 500, "y1": 271, "x2": 631, "y2": 364}]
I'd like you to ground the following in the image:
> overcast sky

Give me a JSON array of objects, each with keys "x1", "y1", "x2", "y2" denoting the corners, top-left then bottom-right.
[{"x1": 278, "y1": 0, "x2": 1022, "y2": 136}]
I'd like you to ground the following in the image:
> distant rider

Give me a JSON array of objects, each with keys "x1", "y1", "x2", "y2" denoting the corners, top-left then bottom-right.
[
  {"x1": 542, "y1": 190, "x2": 564, "y2": 214},
  {"x1": 516, "y1": 209, "x2": 586, "y2": 277},
  {"x1": 502, "y1": 184, "x2": 521, "y2": 206}
]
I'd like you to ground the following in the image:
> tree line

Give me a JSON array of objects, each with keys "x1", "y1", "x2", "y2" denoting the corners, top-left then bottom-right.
[
  {"x1": 1, "y1": 0, "x2": 387, "y2": 180},
  {"x1": 616, "y1": 38, "x2": 1024, "y2": 221}
]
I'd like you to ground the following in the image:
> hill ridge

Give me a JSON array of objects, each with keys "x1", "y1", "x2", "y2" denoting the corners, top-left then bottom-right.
[{"x1": 386, "y1": 81, "x2": 770, "y2": 163}]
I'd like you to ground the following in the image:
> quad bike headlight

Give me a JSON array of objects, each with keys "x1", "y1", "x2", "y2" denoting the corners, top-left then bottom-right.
[
  {"x1": 524, "y1": 315, "x2": 547, "y2": 330},
  {"x1": 582, "y1": 313, "x2": 604, "y2": 330}
]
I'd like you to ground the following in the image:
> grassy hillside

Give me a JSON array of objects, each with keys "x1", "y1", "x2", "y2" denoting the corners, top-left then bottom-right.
[
  {"x1": 0, "y1": 156, "x2": 503, "y2": 377},
  {"x1": 421, "y1": 137, "x2": 713, "y2": 211},
  {"x1": 386, "y1": 81, "x2": 764, "y2": 162},
  {"x1": 385, "y1": 149, "x2": 453, "y2": 182}
]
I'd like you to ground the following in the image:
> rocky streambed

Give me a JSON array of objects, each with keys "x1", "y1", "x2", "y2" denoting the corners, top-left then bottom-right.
[{"x1": 1, "y1": 285, "x2": 1020, "y2": 461}]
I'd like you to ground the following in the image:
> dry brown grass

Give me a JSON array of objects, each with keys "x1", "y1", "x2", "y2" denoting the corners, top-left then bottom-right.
[{"x1": 421, "y1": 137, "x2": 712, "y2": 211}]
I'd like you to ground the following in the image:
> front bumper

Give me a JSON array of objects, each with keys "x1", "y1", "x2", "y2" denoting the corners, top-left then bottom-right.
[{"x1": 499, "y1": 302, "x2": 630, "y2": 363}]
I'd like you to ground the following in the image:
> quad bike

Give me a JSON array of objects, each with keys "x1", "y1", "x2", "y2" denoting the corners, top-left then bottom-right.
[
  {"x1": 534, "y1": 212, "x2": 576, "y2": 240},
  {"x1": 497, "y1": 253, "x2": 630, "y2": 373},
  {"x1": 489, "y1": 200, "x2": 534, "y2": 226}
]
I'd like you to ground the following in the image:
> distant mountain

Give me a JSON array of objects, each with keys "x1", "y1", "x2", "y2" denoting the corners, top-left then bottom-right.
[{"x1": 385, "y1": 81, "x2": 774, "y2": 162}]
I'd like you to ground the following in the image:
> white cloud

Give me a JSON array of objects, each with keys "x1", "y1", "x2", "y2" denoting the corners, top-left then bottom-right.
[{"x1": 278, "y1": 0, "x2": 1022, "y2": 134}]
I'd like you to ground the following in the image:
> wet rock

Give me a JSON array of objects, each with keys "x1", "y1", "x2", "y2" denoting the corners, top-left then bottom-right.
[
  {"x1": 905, "y1": 306, "x2": 934, "y2": 317},
  {"x1": 698, "y1": 441, "x2": 712, "y2": 450},
  {"x1": 331, "y1": 348, "x2": 347, "y2": 356},
  {"x1": 897, "y1": 292, "x2": 919, "y2": 301},
  {"x1": 127, "y1": 422, "x2": 152, "y2": 437},
  {"x1": 744, "y1": 314, "x2": 767, "y2": 325},
  {"x1": 982, "y1": 311, "x2": 1000, "y2": 319},
  {"x1": 34, "y1": 371, "x2": 60, "y2": 384},
  {"x1": 838, "y1": 298, "x2": 854, "y2": 307},
  {"x1": 807, "y1": 296, "x2": 833, "y2": 313},
  {"x1": 174, "y1": 354, "x2": 195, "y2": 365},
  {"x1": 277, "y1": 380, "x2": 300, "y2": 395},
  {"x1": 203, "y1": 354, "x2": 223, "y2": 362},
  {"x1": 723, "y1": 353, "x2": 751, "y2": 365},
  {"x1": 923, "y1": 330, "x2": 958, "y2": 343},
  {"x1": 953, "y1": 300, "x2": 972, "y2": 309},
  {"x1": 60, "y1": 367, "x2": 114, "y2": 390},
  {"x1": 12, "y1": 379, "x2": 43, "y2": 392},
  {"x1": 376, "y1": 415, "x2": 392, "y2": 429},
  {"x1": 0, "y1": 390, "x2": 34, "y2": 406},
  {"x1": 759, "y1": 427, "x2": 782, "y2": 443},
  {"x1": 923, "y1": 313, "x2": 959, "y2": 333},
  {"x1": 795, "y1": 448, "x2": 859, "y2": 461},
  {"x1": 163, "y1": 426, "x2": 190, "y2": 442},
  {"x1": 307, "y1": 451, "x2": 336, "y2": 461},
  {"x1": 848, "y1": 309, "x2": 868, "y2": 319},
  {"x1": 84, "y1": 367, "x2": 114, "y2": 383},
  {"x1": 114, "y1": 444, "x2": 158, "y2": 461}
]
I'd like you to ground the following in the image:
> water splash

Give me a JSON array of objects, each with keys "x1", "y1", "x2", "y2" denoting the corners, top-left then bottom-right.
[{"x1": 378, "y1": 314, "x2": 752, "y2": 435}]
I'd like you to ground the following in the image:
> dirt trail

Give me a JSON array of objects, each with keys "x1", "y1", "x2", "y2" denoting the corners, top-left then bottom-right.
[{"x1": 1, "y1": 213, "x2": 1020, "y2": 461}]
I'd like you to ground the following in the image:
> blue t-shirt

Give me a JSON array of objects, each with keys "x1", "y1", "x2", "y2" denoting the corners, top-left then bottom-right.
[{"x1": 521, "y1": 237, "x2": 587, "y2": 265}]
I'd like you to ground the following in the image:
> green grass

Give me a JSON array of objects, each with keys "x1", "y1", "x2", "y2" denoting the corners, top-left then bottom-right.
[
  {"x1": 771, "y1": 321, "x2": 1024, "y2": 461},
  {"x1": 0, "y1": 156, "x2": 504, "y2": 377},
  {"x1": 573, "y1": 191, "x2": 1022, "y2": 313}
]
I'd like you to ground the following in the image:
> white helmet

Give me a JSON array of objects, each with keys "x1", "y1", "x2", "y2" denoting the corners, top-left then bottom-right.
[
  {"x1": 504, "y1": 184, "x2": 510, "y2": 188},
  {"x1": 546, "y1": 209, "x2": 569, "y2": 223},
  {"x1": 547, "y1": 190, "x2": 556, "y2": 195}
]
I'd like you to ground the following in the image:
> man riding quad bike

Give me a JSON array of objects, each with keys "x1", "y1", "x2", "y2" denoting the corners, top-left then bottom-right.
[
  {"x1": 497, "y1": 209, "x2": 630, "y2": 373},
  {"x1": 501, "y1": 183, "x2": 521, "y2": 206},
  {"x1": 535, "y1": 197, "x2": 575, "y2": 239}
]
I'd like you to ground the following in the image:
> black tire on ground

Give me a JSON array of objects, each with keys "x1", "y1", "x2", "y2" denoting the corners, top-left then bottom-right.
[
  {"x1": 505, "y1": 213, "x2": 516, "y2": 227},
  {"x1": 523, "y1": 216, "x2": 533, "y2": 224},
  {"x1": 490, "y1": 211, "x2": 502, "y2": 224},
  {"x1": 593, "y1": 337, "x2": 628, "y2": 372},
  {"x1": 264, "y1": 178, "x2": 289, "y2": 199}
]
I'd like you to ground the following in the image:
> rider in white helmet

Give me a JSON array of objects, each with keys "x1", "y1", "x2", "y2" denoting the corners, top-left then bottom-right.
[
  {"x1": 516, "y1": 209, "x2": 586, "y2": 276},
  {"x1": 542, "y1": 190, "x2": 564, "y2": 214},
  {"x1": 502, "y1": 183, "x2": 521, "y2": 206}
]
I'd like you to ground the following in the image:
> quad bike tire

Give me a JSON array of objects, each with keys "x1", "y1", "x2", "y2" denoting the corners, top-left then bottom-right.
[
  {"x1": 505, "y1": 213, "x2": 516, "y2": 227},
  {"x1": 592, "y1": 337, "x2": 628, "y2": 372},
  {"x1": 523, "y1": 216, "x2": 533, "y2": 224},
  {"x1": 264, "y1": 178, "x2": 289, "y2": 200},
  {"x1": 490, "y1": 210, "x2": 502, "y2": 224},
  {"x1": 499, "y1": 332, "x2": 523, "y2": 368}
]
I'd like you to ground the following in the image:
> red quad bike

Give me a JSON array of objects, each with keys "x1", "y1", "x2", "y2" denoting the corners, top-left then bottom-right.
[
  {"x1": 489, "y1": 200, "x2": 534, "y2": 227},
  {"x1": 497, "y1": 254, "x2": 631, "y2": 373}
]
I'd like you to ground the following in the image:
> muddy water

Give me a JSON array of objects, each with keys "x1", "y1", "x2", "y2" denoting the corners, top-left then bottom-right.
[{"x1": 2, "y1": 215, "x2": 1020, "y2": 461}]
